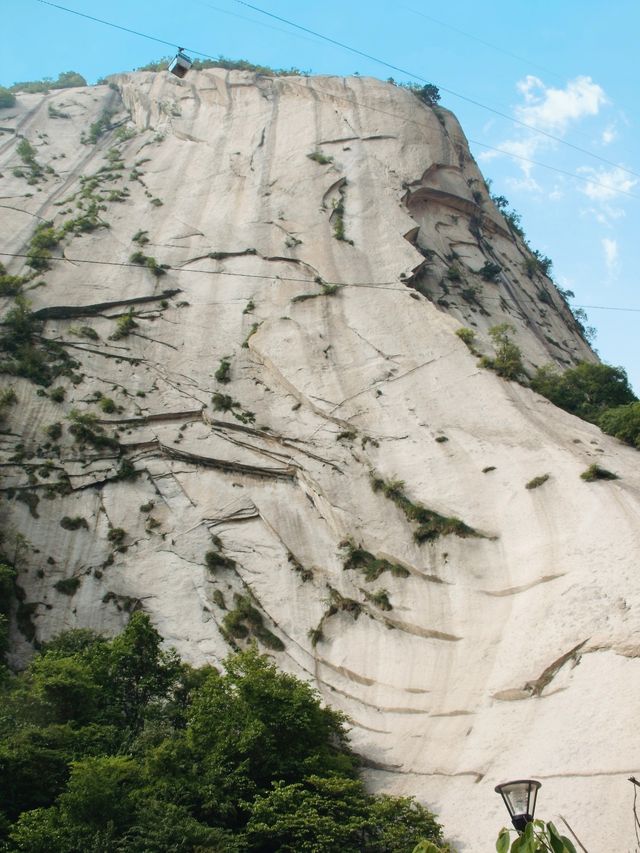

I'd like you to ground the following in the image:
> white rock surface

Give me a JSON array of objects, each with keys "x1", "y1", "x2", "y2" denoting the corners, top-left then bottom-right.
[{"x1": 0, "y1": 70, "x2": 638, "y2": 851}]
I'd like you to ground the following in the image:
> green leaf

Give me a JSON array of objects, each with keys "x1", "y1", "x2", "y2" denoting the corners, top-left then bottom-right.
[
  {"x1": 547, "y1": 822, "x2": 566, "y2": 853},
  {"x1": 412, "y1": 842, "x2": 444, "y2": 853},
  {"x1": 548, "y1": 822, "x2": 578, "y2": 853},
  {"x1": 522, "y1": 827, "x2": 538, "y2": 852},
  {"x1": 496, "y1": 828, "x2": 511, "y2": 853}
]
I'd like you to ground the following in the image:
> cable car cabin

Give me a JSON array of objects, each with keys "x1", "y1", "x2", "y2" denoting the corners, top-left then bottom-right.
[{"x1": 168, "y1": 50, "x2": 192, "y2": 79}]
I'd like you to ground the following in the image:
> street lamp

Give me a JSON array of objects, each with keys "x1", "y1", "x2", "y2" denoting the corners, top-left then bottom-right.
[{"x1": 495, "y1": 779, "x2": 542, "y2": 832}]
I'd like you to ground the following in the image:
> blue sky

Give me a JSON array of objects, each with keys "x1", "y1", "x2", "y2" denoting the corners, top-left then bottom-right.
[{"x1": 4, "y1": 0, "x2": 639, "y2": 390}]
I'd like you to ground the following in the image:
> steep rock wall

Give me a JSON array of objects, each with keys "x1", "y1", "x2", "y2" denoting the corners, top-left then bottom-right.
[{"x1": 0, "y1": 71, "x2": 638, "y2": 850}]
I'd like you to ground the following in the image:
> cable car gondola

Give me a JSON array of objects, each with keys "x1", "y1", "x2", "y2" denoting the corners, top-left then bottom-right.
[{"x1": 168, "y1": 49, "x2": 192, "y2": 79}]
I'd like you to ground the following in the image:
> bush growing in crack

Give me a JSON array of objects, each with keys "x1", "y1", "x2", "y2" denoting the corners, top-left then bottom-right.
[
  {"x1": 132, "y1": 230, "x2": 150, "y2": 245},
  {"x1": 241, "y1": 322, "x2": 260, "y2": 349},
  {"x1": 67, "y1": 409, "x2": 119, "y2": 450},
  {"x1": 54, "y1": 576, "x2": 81, "y2": 595},
  {"x1": 332, "y1": 188, "x2": 353, "y2": 244},
  {"x1": 365, "y1": 588, "x2": 392, "y2": 611},
  {"x1": 480, "y1": 324, "x2": 525, "y2": 382},
  {"x1": 129, "y1": 251, "x2": 168, "y2": 277},
  {"x1": 98, "y1": 397, "x2": 116, "y2": 414},
  {"x1": 288, "y1": 552, "x2": 313, "y2": 582},
  {"x1": 215, "y1": 358, "x2": 231, "y2": 384},
  {"x1": 81, "y1": 109, "x2": 114, "y2": 145},
  {"x1": 307, "y1": 150, "x2": 333, "y2": 165},
  {"x1": 46, "y1": 422, "x2": 62, "y2": 441},
  {"x1": 580, "y1": 464, "x2": 618, "y2": 482},
  {"x1": 479, "y1": 261, "x2": 501, "y2": 281},
  {"x1": 0, "y1": 263, "x2": 29, "y2": 298},
  {"x1": 308, "y1": 625, "x2": 324, "y2": 647},
  {"x1": 60, "y1": 516, "x2": 88, "y2": 530},
  {"x1": 370, "y1": 473, "x2": 484, "y2": 543},
  {"x1": 0, "y1": 297, "x2": 79, "y2": 386},
  {"x1": 525, "y1": 474, "x2": 549, "y2": 490},
  {"x1": 211, "y1": 392, "x2": 255, "y2": 424},
  {"x1": 16, "y1": 138, "x2": 44, "y2": 184},
  {"x1": 109, "y1": 309, "x2": 138, "y2": 341},
  {"x1": 292, "y1": 283, "x2": 339, "y2": 304},
  {"x1": 107, "y1": 527, "x2": 127, "y2": 551},
  {"x1": 212, "y1": 589, "x2": 226, "y2": 609},
  {"x1": 205, "y1": 550, "x2": 236, "y2": 573},
  {"x1": 325, "y1": 587, "x2": 362, "y2": 621},
  {"x1": 341, "y1": 539, "x2": 409, "y2": 581},
  {"x1": 222, "y1": 593, "x2": 285, "y2": 651}
]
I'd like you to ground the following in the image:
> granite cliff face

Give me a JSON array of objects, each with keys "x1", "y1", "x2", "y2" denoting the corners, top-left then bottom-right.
[{"x1": 1, "y1": 70, "x2": 638, "y2": 850}]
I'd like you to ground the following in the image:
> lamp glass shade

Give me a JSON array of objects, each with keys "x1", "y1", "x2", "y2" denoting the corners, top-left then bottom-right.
[{"x1": 495, "y1": 779, "x2": 541, "y2": 821}]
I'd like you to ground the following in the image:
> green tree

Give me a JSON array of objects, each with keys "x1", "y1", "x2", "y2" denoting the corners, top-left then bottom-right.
[
  {"x1": 244, "y1": 775, "x2": 449, "y2": 852},
  {"x1": 185, "y1": 648, "x2": 356, "y2": 818},
  {"x1": 1, "y1": 624, "x2": 450, "y2": 850},
  {"x1": 531, "y1": 362, "x2": 636, "y2": 422},
  {"x1": 0, "y1": 562, "x2": 16, "y2": 671},
  {"x1": 9, "y1": 71, "x2": 87, "y2": 94},
  {"x1": 104, "y1": 611, "x2": 181, "y2": 733},
  {"x1": 597, "y1": 401, "x2": 640, "y2": 448},
  {"x1": 0, "y1": 87, "x2": 16, "y2": 108},
  {"x1": 482, "y1": 324, "x2": 525, "y2": 381}
]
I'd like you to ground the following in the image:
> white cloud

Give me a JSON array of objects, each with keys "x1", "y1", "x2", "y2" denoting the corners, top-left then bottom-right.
[
  {"x1": 602, "y1": 237, "x2": 618, "y2": 269},
  {"x1": 601, "y1": 237, "x2": 620, "y2": 286},
  {"x1": 578, "y1": 165, "x2": 637, "y2": 201},
  {"x1": 602, "y1": 124, "x2": 617, "y2": 145},
  {"x1": 581, "y1": 204, "x2": 626, "y2": 225},
  {"x1": 515, "y1": 75, "x2": 608, "y2": 134},
  {"x1": 484, "y1": 76, "x2": 610, "y2": 192},
  {"x1": 506, "y1": 174, "x2": 542, "y2": 193}
]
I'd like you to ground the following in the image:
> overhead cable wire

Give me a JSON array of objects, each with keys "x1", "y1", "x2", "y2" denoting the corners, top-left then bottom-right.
[
  {"x1": 31, "y1": 0, "x2": 640, "y2": 184},
  {"x1": 23, "y1": 6, "x2": 639, "y2": 202},
  {"x1": 1, "y1": 252, "x2": 638, "y2": 313},
  {"x1": 232, "y1": 0, "x2": 640, "y2": 182},
  {"x1": 397, "y1": 4, "x2": 565, "y2": 82},
  {"x1": 34, "y1": 0, "x2": 180, "y2": 50},
  {"x1": 186, "y1": 0, "x2": 326, "y2": 51},
  {"x1": 466, "y1": 139, "x2": 640, "y2": 200}
]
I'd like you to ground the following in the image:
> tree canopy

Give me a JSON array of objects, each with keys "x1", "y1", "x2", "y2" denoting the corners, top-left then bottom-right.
[
  {"x1": 530, "y1": 361, "x2": 640, "y2": 448},
  {"x1": 0, "y1": 614, "x2": 450, "y2": 851}
]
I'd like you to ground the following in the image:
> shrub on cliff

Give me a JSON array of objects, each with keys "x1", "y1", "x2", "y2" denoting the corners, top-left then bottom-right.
[
  {"x1": 531, "y1": 362, "x2": 636, "y2": 422},
  {"x1": 9, "y1": 71, "x2": 86, "y2": 94},
  {"x1": 0, "y1": 87, "x2": 16, "y2": 108}
]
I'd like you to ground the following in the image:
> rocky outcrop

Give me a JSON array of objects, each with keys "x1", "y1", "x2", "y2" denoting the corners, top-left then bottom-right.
[{"x1": 0, "y1": 70, "x2": 638, "y2": 850}]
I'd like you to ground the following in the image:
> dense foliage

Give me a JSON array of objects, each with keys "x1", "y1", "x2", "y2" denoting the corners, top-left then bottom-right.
[
  {"x1": 0, "y1": 87, "x2": 16, "y2": 109},
  {"x1": 531, "y1": 362, "x2": 639, "y2": 447},
  {"x1": 6, "y1": 71, "x2": 87, "y2": 94},
  {"x1": 0, "y1": 614, "x2": 450, "y2": 851},
  {"x1": 598, "y1": 401, "x2": 640, "y2": 448}
]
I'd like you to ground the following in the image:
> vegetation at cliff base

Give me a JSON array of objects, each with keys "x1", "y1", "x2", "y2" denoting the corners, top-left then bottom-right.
[{"x1": 0, "y1": 614, "x2": 450, "y2": 851}]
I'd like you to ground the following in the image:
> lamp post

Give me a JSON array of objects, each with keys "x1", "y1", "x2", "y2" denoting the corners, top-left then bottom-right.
[{"x1": 495, "y1": 779, "x2": 542, "y2": 832}]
